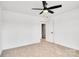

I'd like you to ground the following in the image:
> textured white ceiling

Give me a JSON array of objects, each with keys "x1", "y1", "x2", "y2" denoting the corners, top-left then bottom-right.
[{"x1": 1, "y1": 1, "x2": 79, "y2": 16}]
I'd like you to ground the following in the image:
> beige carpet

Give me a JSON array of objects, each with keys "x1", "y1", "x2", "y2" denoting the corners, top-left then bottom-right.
[{"x1": 1, "y1": 40, "x2": 79, "y2": 57}]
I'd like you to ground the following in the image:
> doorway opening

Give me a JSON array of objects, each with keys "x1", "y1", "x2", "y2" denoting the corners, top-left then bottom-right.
[{"x1": 42, "y1": 24, "x2": 46, "y2": 39}]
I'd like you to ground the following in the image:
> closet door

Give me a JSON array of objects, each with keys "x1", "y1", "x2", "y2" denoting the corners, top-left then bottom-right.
[{"x1": 46, "y1": 19, "x2": 54, "y2": 42}]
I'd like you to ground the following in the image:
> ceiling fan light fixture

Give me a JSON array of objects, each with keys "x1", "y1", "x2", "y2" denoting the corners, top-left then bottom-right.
[
  {"x1": 42, "y1": 10, "x2": 48, "y2": 17},
  {"x1": 32, "y1": 1, "x2": 62, "y2": 15},
  {"x1": 44, "y1": 10, "x2": 48, "y2": 13}
]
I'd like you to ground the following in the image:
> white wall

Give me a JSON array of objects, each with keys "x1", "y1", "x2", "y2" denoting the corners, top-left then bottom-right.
[
  {"x1": 2, "y1": 10, "x2": 41, "y2": 50},
  {"x1": 53, "y1": 8, "x2": 79, "y2": 50},
  {"x1": 0, "y1": 5, "x2": 2, "y2": 55}
]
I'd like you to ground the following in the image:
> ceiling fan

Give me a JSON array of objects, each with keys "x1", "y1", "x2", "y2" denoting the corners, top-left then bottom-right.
[{"x1": 32, "y1": 1, "x2": 62, "y2": 14}]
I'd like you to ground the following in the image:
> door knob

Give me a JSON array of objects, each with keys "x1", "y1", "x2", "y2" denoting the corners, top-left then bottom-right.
[{"x1": 51, "y1": 32, "x2": 53, "y2": 34}]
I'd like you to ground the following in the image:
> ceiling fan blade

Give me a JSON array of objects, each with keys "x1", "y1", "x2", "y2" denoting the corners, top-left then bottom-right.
[
  {"x1": 48, "y1": 10, "x2": 54, "y2": 14},
  {"x1": 40, "y1": 11, "x2": 43, "y2": 14},
  {"x1": 48, "y1": 5, "x2": 62, "y2": 9},
  {"x1": 32, "y1": 8, "x2": 43, "y2": 10}
]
